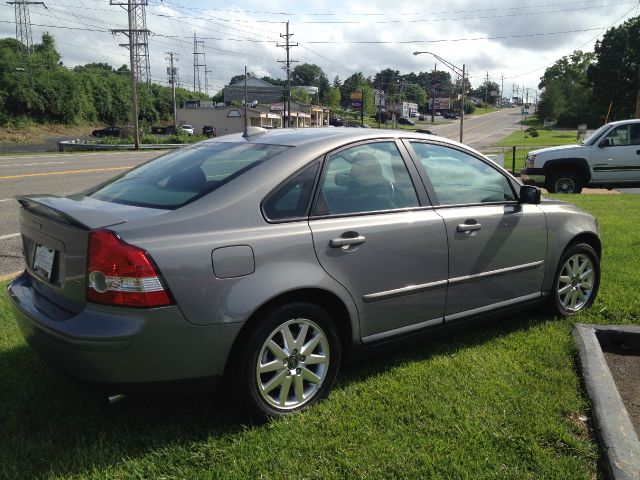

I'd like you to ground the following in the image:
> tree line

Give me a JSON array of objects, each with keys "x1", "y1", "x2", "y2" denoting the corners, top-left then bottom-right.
[
  {"x1": 537, "y1": 16, "x2": 640, "y2": 127},
  {"x1": 0, "y1": 33, "x2": 208, "y2": 126}
]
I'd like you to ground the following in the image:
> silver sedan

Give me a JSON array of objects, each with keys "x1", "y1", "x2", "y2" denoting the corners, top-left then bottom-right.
[{"x1": 7, "y1": 127, "x2": 601, "y2": 417}]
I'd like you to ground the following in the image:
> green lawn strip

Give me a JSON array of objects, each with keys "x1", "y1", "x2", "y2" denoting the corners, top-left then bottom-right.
[
  {"x1": 497, "y1": 129, "x2": 578, "y2": 147},
  {"x1": 468, "y1": 106, "x2": 501, "y2": 116},
  {"x1": 1, "y1": 195, "x2": 638, "y2": 479}
]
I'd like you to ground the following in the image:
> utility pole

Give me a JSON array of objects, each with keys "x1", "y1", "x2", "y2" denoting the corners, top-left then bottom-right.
[
  {"x1": 277, "y1": 21, "x2": 298, "y2": 127},
  {"x1": 111, "y1": 0, "x2": 148, "y2": 150},
  {"x1": 193, "y1": 32, "x2": 205, "y2": 93},
  {"x1": 431, "y1": 63, "x2": 437, "y2": 123},
  {"x1": 501, "y1": 74, "x2": 504, "y2": 106},
  {"x1": 204, "y1": 65, "x2": 212, "y2": 97},
  {"x1": 485, "y1": 71, "x2": 489, "y2": 106},
  {"x1": 166, "y1": 52, "x2": 178, "y2": 129},
  {"x1": 8, "y1": 1, "x2": 45, "y2": 52}
]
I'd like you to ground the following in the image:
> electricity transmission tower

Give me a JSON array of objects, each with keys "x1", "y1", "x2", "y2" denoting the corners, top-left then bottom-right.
[
  {"x1": 204, "y1": 65, "x2": 212, "y2": 97},
  {"x1": 110, "y1": 0, "x2": 150, "y2": 86},
  {"x1": 7, "y1": 1, "x2": 45, "y2": 52},
  {"x1": 277, "y1": 21, "x2": 297, "y2": 127},
  {"x1": 166, "y1": 52, "x2": 178, "y2": 129},
  {"x1": 193, "y1": 32, "x2": 205, "y2": 93}
]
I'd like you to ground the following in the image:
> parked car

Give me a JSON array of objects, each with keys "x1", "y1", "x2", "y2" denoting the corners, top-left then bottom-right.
[
  {"x1": 202, "y1": 125, "x2": 216, "y2": 137},
  {"x1": 91, "y1": 126, "x2": 121, "y2": 138},
  {"x1": 443, "y1": 112, "x2": 459, "y2": 120},
  {"x1": 415, "y1": 128, "x2": 433, "y2": 135},
  {"x1": 181, "y1": 124, "x2": 194, "y2": 135},
  {"x1": 397, "y1": 117, "x2": 415, "y2": 126},
  {"x1": 521, "y1": 119, "x2": 640, "y2": 193},
  {"x1": 8, "y1": 128, "x2": 601, "y2": 417}
]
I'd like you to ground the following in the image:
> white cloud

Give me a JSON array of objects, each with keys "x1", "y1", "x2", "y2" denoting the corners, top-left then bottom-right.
[{"x1": 0, "y1": 0, "x2": 637, "y2": 95}]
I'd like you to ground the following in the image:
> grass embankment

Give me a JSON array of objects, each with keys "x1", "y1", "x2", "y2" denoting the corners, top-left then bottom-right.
[
  {"x1": 0, "y1": 124, "x2": 96, "y2": 144},
  {"x1": 1, "y1": 195, "x2": 638, "y2": 479}
]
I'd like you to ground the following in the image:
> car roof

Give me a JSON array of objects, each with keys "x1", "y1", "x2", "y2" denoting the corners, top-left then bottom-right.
[
  {"x1": 607, "y1": 119, "x2": 640, "y2": 127},
  {"x1": 204, "y1": 127, "x2": 461, "y2": 149}
]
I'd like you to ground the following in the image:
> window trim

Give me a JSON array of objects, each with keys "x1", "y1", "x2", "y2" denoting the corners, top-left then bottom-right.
[
  {"x1": 309, "y1": 139, "x2": 427, "y2": 219},
  {"x1": 403, "y1": 139, "x2": 519, "y2": 207}
]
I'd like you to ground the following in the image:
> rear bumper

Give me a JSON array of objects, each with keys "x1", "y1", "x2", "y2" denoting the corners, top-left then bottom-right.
[
  {"x1": 520, "y1": 167, "x2": 546, "y2": 186},
  {"x1": 7, "y1": 273, "x2": 242, "y2": 391}
]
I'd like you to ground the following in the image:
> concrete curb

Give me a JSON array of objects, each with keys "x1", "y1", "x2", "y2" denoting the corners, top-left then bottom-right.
[
  {"x1": 57, "y1": 141, "x2": 184, "y2": 152},
  {"x1": 573, "y1": 323, "x2": 640, "y2": 480}
]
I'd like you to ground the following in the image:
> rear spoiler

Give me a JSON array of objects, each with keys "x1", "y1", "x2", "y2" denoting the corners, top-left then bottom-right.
[{"x1": 16, "y1": 195, "x2": 127, "y2": 230}]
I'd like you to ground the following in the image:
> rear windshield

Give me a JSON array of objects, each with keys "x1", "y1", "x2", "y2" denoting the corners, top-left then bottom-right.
[{"x1": 89, "y1": 142, "x2": 290, "y2": 209}]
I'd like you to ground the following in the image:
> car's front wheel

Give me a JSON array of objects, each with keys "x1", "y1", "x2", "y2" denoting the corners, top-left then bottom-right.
[
  {"x1": 235, "y1": 302, "x2": 341, "y2": 417},
  {"x1": 546, "y1": 170, "x2": 584, "y2": 194},
  {"x1": 548, "y1": 242, "x2": 600, "y2": 316}
]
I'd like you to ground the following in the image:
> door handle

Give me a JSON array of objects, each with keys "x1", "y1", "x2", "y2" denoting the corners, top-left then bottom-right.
[
  {"x1": 329, "y1": 235, "x2": 366, "y2": 248},
  {"x1": 457, "y1": 223, "x2": 481, "y2": 233}
]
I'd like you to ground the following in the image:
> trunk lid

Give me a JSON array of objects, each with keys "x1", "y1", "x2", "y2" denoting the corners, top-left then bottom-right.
[{"x1": 17, "y1": 194, "x2": 166, "y2": 313}]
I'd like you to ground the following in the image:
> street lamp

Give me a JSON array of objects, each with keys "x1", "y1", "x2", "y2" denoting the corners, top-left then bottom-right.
[{"x1": 413, "y1": 51, "x2": 466, "y2": 143}]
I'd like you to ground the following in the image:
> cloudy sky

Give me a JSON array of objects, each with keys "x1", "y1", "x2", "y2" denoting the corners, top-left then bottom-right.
[{"x1": 1, "y1": 0, "x2": 639, "y2": 98}]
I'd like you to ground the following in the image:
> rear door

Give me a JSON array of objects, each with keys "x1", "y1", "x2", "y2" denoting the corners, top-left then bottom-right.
[
  {"x1": 406, "y1": 141, "x2": 547, "y2": 319},
  {"x1": 308, "y1": 140, "x2": 449, "y2": 342}
]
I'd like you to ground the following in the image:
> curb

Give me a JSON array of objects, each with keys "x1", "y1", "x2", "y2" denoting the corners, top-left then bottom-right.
[
  {"x1": 57, "y1": 141, "x2": 184, "y2": 152},
  {"x1": 573, "y1": 323, "x2": 640, "y2": 480}
]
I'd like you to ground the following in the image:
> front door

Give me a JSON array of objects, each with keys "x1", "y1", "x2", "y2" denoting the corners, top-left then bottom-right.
[
  {"x1": 407, "y1": 141, "x2": 548, "y2": 319},
  {"x1": 591, "y1": 123, "x2": 640, "y2": 183},
  {"x1": 309, "y1": 141, "x2": 449, "y2": 341}
]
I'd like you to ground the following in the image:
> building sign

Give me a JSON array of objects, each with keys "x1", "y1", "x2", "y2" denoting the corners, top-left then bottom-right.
[
  {"x1": 270, "y1": 103, "x2": 284, "y2": 111},
  {"x1": 374, "y1": 90, "x2": 386, "y2": 107},
  {"x1": 429, "y1": 97, "x2": 452, "y2": 109},
  {"x1": 350, "y1": 91, "x2": 363, "y2": 108}
]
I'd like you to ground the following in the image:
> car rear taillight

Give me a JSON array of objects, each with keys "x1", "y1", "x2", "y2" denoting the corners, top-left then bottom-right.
[{"x1": 87, "y1": 230, "x2": 172, "y2": 308}]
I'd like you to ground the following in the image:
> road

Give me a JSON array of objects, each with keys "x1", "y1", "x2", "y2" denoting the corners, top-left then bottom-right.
[
  {"x1": 427, "y1": 108, "x2": 523, "y2": 151},
  {"x1": 0, "y1": 150, "x2": 163, "y2": 278}
]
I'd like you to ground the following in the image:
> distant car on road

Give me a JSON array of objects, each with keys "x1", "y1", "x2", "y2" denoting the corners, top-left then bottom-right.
[
  {"x1": 443, "y1": 112, "x2": 459, "y2": 120},
  {"x1": 202, "y1": 126, "x2": 216, "y2": 137},
  {"x1": 415, "y1": 128, "x2": 433, "y2": 135},
  {"x1": 91, "y1": 126, "x2": 121, "y2": 138},
  {"x1": 397, "y1": 117, "x2": 415, "y2": 126}
]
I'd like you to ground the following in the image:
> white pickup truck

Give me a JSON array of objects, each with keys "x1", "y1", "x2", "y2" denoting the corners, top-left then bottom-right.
[{"x1": 520, "y1": 119, "x2": 640, "y2": 193}]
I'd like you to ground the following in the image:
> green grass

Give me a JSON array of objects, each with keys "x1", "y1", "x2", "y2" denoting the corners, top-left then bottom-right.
[
  {"x1": 469, "y1": 106, "x2": 501, "y2": 116},
  {"x1": 1, "y1": 195, "x2": 639, "y2": 479},
  {"x1": 497, "y1": 129, "x2": 579, "y2": 147}
]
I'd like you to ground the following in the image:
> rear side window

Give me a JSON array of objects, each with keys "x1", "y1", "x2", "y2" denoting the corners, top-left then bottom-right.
[
  {"x1": 89, "y1": 143, "x2": 290, "y2": 209},
  {"x1": 263, "y1": 162, "x2": 320, "y2": 221}
]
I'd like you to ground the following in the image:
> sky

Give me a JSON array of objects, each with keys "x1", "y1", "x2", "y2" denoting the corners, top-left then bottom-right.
[{"x1": 1, "y1": 0, "x2": 639, "y2": 100}]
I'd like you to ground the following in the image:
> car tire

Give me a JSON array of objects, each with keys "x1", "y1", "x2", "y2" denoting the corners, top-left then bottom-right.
[
  {"x1": 547, "y1": 242, "x2": 600, "y2": 317},
  {"x1": 234, "y1": 302, "x2": 341, "y2": 418},
  {"x1": 546, "y1": 170, "x2": 583, "y2": 194}
]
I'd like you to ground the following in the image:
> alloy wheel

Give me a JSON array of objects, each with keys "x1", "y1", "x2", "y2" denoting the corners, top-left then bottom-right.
[
  {"x1": 255, "y1": 318, "x2": 330, "y2": 410},
  {"x1": 556, "y1": 253, "x2": 595, "y2": 312}
]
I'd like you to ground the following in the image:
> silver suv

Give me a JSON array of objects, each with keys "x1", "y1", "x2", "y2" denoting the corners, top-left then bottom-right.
[{"x1": 8, "y1": 128, "x2": 601, "y2": 417}]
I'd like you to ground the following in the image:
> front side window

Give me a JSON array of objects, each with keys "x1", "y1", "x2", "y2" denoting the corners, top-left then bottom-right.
[
  {"x1": 90, "y1": 143, "x2": 290, "y2": 209},
  {"x1": 410, "y1": 142, "x2": 516, "y2": 206},
  {"x1": 316, "y1": 142, "x2": 419, "y2": 215},
  {"x1": 604, "y1": 125, "x2": 632, "y2": 146}
]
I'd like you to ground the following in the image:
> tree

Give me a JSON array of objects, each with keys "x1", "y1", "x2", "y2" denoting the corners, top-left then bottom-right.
[
  {"x1": 538, "y1": 50, "x2": 595, "y2": 125},
  {"x1": 291, "y1": 63, "x2": 329, "y2": 100},
  {"x1": 588, "y1": 16, "x2": 640, "y2": 121},
  {"x1": 290, "y1": 87, "x2": 311, "y2": 104},
  {"x1": 324, "y1": 87, "x2": 341, "y2": 109},
  {"x1": 469, "y1": 80, "x2": 501, "y2": 105}
]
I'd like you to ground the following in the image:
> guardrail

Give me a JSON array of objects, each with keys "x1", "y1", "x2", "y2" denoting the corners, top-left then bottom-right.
[{"x1": 57, "y1": 140, "x2": 185, "y2": 152}]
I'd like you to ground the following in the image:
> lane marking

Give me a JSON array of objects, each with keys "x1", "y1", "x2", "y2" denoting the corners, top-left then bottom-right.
[
  {"x1": 0, "y1": 161, "x2": 67, "y2": 167},
  {"x1": 0, "y1": 233, "x2": 20, "y2": 240},
  {"x1": 0, "y1": 166, "x2": 131, "y2": 180},
  {"x1": 0, "y1": 198, "x2": 14, "y2": 202}
]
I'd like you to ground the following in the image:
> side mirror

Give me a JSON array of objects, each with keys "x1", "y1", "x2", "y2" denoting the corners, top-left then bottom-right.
[
  {"x1": 519, "y1": 185, "x2": 541, "y2": 204},
  {"x1": 599, "y1": 138, "x2": 610, "y2": 148}
]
